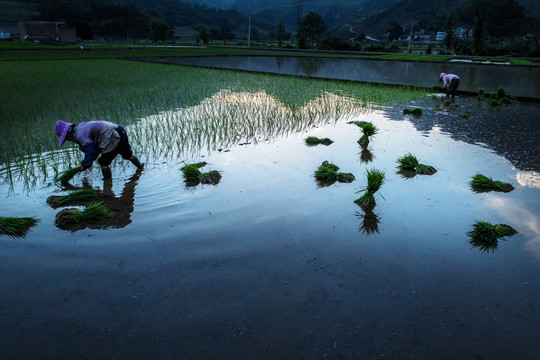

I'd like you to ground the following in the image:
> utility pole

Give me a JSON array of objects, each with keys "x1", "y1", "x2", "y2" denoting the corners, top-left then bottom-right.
[
  {"x1": 296, "y1": 0, "x2": 303, "y2": 36},
  {"x1": 407, "y1": 20, "x2": 414, "y2": 52},
  {"x1": 247, "y1": 0, "x2": 252, "y2": 48}
]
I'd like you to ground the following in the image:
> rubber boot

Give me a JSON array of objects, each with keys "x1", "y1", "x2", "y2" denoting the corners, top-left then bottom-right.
[
  {"x1": 129, "y1": 155, "x2": 144, "y2": 170},
  {"x1": 101, "y1": 165, "x2": 112, "y2": 180}
]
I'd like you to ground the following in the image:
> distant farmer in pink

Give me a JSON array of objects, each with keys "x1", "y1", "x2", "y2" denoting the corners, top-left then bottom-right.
[
  {"x1": 439, "y1": 72, "x2": 460, "y2": 102},
  {"x1": 54, "y1": 120, "x2": 143, "y2": 180}
]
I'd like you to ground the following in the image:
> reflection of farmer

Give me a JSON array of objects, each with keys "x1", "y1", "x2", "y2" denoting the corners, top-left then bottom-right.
[
  {"x1": 52, "y1": 169, "x2": 142, "y2": 231},
  {"x1": 55, "y1": 120, "x2": 143, "y2": 179},
  {"x1": 439, "y1": 73, "x2": 460, "y2": 102}
]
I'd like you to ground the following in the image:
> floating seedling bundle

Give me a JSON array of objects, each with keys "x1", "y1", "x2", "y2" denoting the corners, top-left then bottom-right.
[
  {"x1": 55, "y1": 202, "x2": 110, "y2": 228},
  {"x1": 357, "y1": 122, "x2": 378, "y2": 148},
  {"x1": 354, "y1": 168, "x2": 385, "y2": 210},
  {"x1": 55, "y1": 167, "x2": 81, "y2": 185},
  {"x1": 397, "y1": 153, "x2": 437, "y2": 176},
  {"x1": 0, "y1": 216, "x2": 40, "y2": 237},
  {"x1": 470, "y1": 174, "x2": 514, "y2": 192},
  {"x1": 314, "y1": 161, "x2": 355, "y2": 186},
  {"x1": 181, "y1": 162, "x2": 221, "y2": 186},
  {"x1": 467, "y1": 221, "x2": 517, "y2": 252},
  {"x1": 47, "y1": 188, "x2": 100, "y2": 208},
  {"x1": 305, "y1": 136, "x2": 333, "y2": 146}
]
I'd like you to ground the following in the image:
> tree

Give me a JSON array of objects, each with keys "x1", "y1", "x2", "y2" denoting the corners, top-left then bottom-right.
[
  {"x1": 197, "y1": 25, "x2": 210, "y2": 45},
  {"x1": 220, "y1": 25, "x2": 234, "y2": 43},
  {"x1": 386, "y1": 20, "x2": 403, "y2": 42},
  {"x1": 276, "y1": 22, "x2": 290, "y2": 47},
  {"x1": 297, "y1": 11, "x2": 329, "y2": 49},
  {"x1": 149, "y1": 18, "x2": 170, "y2": 42},
  {"x1": 443, "y1": 12, "x2": 456, "y2": 51},
  {"x1": 473, "y1": 2, "x2": 487, "y2": 55}
]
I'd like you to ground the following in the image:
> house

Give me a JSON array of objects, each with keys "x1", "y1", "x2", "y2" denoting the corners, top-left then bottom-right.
[
  {"x1": 18, "y1": 21, "x2": 76, "y2": 44},
  {"x1": 436, "y1": 32, "x2": 446, "y2": 41}
]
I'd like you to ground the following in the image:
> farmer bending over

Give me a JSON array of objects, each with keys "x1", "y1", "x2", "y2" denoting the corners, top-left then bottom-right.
[
  {"x1": 439, "y1": 72, "x2": 460, "y2": 102},
  {"x1": 55, "y1": 120, "x2": 143, "y2": 179}
]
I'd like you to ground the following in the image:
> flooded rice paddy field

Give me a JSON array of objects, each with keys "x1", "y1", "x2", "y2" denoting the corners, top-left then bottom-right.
[{"x1": 1, "y1": 92, "x2": 540, "y2": 359}]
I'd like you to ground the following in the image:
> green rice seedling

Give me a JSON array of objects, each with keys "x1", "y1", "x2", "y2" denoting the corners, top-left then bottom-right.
[
  {"x1": 55, "y1": 167, "x2": 81, "y2": 185},
  {"x1": 56, "y1": 202, "x2": 110, "y2": 227},
  {"x1": 354, "y1": 168, "x2": 385, "y2": 210},
  {"x1": 402, "y1": 108, "x2": 423, "y2": 117},
  {"x1": 47, "y1": 188, "x2": 99, "y2": 207},
  {"x1": 181, "y1": 162, "x2": 207, "y2": 170},
  {"x1": 496, "y1": 86, "x2": 507, "y2": 100},
  {"x1": 477, "y1": 88, "x2": 485, "y2": 100},
  {"x1": 314, "y1": 161, "x2": 340, "y2": 183},
  {"x1": 0, "y1": 216, "x2": 40, "y2": 237},
  {"x1": 200, "y1": 170, "x2": 222, "y2": 185},
  {"x1": 357, "y1": 122, "x2": 378, "y2": 147},
  {"x1": 470, "y1": 174, "x2": 514, "y2": 193},
  {"x1": 397, "y1": 153, "x2": 419, "y2": 170},
  {"x1": 467, "y1": 221, "x2": 517, "y2": 252},
  {"x1": 305, "y1": 136, "x2": 333, "y2": 146},
  {"x1": 181, "y1": 164, "x2": 203, "y2": 182},
  {"x1": 336, "y1": 172, "x2": 355, "y2": 183},
  {"x1": 347, "y1": 120, "x2": 368, "y2": 128},
  {"x1": 458, "y1": 109, "x2": 471, "y2": 119},
  {"x1": 397, "y1": 153, "x2": 437, "y2": 175}
]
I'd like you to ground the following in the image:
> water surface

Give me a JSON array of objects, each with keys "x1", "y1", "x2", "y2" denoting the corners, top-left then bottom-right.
[{"x1": 1, "y1": 93, "x2": 540, "y2": 359}]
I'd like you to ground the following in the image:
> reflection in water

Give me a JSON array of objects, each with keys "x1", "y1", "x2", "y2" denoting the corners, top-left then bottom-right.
[
  {"x1": 468, "y1": 236, "x2": 503, "y2": 253},
  {"x1": 51, "y1": 169, "x2": 142, "y2": 231},
  {"x1": 393, "y1": 98, "x2": 540, "y2": 172},
  {"x1": 355, "y1": 210, "x2": 381, "y2": 235},
  {"x1": 516, "y1": 171, "x2": 540, "y2": 189},
  {"x1": 296, "y1": 57, "x2": 325, "y2": 76},
  {"x1": 359, "y1": 147, "x2": 374, "y2": 163},
  {"x1": 133, "y1": 90, "x2": 370, "y2": 160}
]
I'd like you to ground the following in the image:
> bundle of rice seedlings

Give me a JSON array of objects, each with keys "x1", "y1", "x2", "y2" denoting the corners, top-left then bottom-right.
[
  {"x1": 467, "y1": 221, "x2": 517, "y2": 252},
  {"x1": 496, "y1": 86, "x2": 507, "y2": 100},
  {"x1": 314, "y1": 161, "x2": 340, "y2": 182},
  {"x1": 358, "y1": 122, "x2": 378, "y2": 147},
  {"x1": 458, "y1": 109, "x2": 471, "y2": 119},
  {"x1": 55, "y1": 202, "x2": 110, "y2": 227},
  {"x1": 181, "y1": 162, "x2": 221, "y2": 186},
  {"x1": 397, "y1": 153, "x2": 437, "y2": 175},
  {"x1": 477, "y1": 88, "x2": 485, "y2": 100},
  {"x1": 181, "y1": 164, "x2": 203, "y2": 183},
  {"x1": 354, "y1": 169, "x2": 385, "y2": 210},
  {"x1": 314, "y1": 161, "x2": 354, "y2": 186},
  {"x1": 47, "y1": 188, "x2": 99, "y2": 207},
  {"x1": 0, "y1": 216, "x2": 39, "y2": 237},
  {"x1": 470, "y1": 174, "x2": 514, "y2": 193},
  {"x1": 402, "y1": 108, "x2": 423, "y2": 117},
  {"x1": 305, "y1": 136, "x2": 333, "y2": 146},
  {"x1": 55, "y1": 167, "x2": 81, "y2": 185}
]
